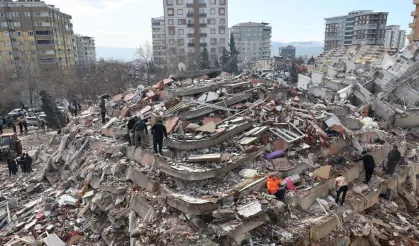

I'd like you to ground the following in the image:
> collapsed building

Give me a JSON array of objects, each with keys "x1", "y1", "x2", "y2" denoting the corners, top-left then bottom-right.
[{"x1": 1, "y1": 59, "x2": 419, "y2": 246}]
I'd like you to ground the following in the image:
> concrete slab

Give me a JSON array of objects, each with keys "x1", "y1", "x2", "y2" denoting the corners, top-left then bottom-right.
[{"x1": 43, "y1": 234, "x2": 66, "y2": 246}]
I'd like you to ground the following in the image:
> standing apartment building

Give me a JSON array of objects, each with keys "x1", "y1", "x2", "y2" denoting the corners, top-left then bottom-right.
[
  {"x1": 162, "y1": 0, "x2": 228, "y2": 69},
  {"x1": 0, "y1": 0, "x2": 75, "y2": 72},
  {"x1": 408, "y1": 0, "x2": 419, "y2": 43},
  {"x1": 324, "y1": 10, "x2": 388, "y2": 51},
  {"x1": 151, "y1": 16, "x2": 167, "y2": 67},
  {"x1": 279, "y1": 45, "x2": 296, "y2": 59},
  {"x1": 74, "y1": 34, "x2": 96, "y2": 68},
  {"x1": 230, "y1": 22, "x2": 271, "y2": 61},
  {"x1": 384, "y1": 25, "x2": 406, "y2": 51}
]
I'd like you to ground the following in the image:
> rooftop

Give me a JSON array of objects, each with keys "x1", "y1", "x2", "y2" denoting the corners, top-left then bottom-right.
[{"x1": 233, "y1": 22, "x2": 270, "y2": 27}]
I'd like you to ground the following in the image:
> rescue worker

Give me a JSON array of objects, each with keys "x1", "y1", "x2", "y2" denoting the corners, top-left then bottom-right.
[
  {"x1": 25, "y1": 153, "x2": 33, "y2": 173},
  {"x1": 151, "y1": 119, "x2": 167, "y2": 154},
  {"x1": 7, "y1": 155, "x2": 18, "y2": 176},
  {"x1": 0, "y1": 117, "x2": 3, "y2": 134},
  {"x1": 18, "y1": 154, "x2": 26, "y2": 173},
  {"x1": 133, "y1": 118, "x2": 148, "y2": 147},
  {"x1": 100, "y1": 100, "x2": 107, "y2": 123},
  {"x1": 267, "y1": 175, "x2": 286, "y2": 201},
  {"x1": 18, "y1": 119, "x2": 23, "y2": 134},
  {"x1": 355, "y1": 150, "x2": 376, "y2": 184},
  {"x1": 127, "y1": 116, "x2": 138, "y2": 145},
  {"x1": 387, "y1": 145, "x2": 401, "y2": 175},
  {"x1": 334, "y1": 174, "x2": 349, "y2": 206}
]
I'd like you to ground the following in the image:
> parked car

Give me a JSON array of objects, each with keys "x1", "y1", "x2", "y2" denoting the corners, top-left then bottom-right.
[
  {"x1": 8, "y1": 109, "x2": 27, "y2": 117},
  {"x1": 26, "y1": 116, "x2": 38, "y2": 127}
]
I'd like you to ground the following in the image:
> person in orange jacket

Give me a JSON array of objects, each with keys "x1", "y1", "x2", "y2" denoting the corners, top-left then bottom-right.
[{"x1": 267, "y1": 175, "x2": 286, "y2": 201}]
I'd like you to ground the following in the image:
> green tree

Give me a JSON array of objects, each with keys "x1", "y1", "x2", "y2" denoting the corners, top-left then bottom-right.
[
  {"x1": 200, "y1": 47, "x2": 210, "y2": 69},
  {"x1": 307, "y1": 56, "x2": 316, "y2": 65},
  {"x1": 289, "y1": 63, "x2": 298, "y2": 82},
  {"x1": 295, "y1": 55, "x2": 305, "y2": 65},
  {"x1": 229, "y1": 33, "x2": 239, "y2": 74},
  {"x1": 220, "y1": 48, "x2": 230, "y2": 72},
  {"x1": 40, "y1": 90, "x2": 66, "y2": 130}
]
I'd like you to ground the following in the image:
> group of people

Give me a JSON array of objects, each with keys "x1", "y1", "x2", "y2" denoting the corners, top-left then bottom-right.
[
  {"x1": 7, "y1": 153, "x2": 33, "y2": 176},
  {"x1": 266, "y1": 145, "x2": 403, "y2": 206},
  {"x1": 68, "y1": 102, "x2": 82, "y2": 117},
  {"x1": 126, "y1": 116, "x2": 168, "y2": 154}
]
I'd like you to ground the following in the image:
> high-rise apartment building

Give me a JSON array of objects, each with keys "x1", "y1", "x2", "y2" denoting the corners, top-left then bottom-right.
[
  {"x1": 151, "y1": 16, "x2": 167, "y2": 66},
  {"x1": 0, "y1": 0, "x2": 75, "y2": 72},
  {"x1": 230, "y1": 22, "x2": 271, "y2": 61},
  {"x1": 162, "y1": 0, "x2": 228, "y2": 69},
  {"x1": 74, "y1": 34, "x2": 96, "y2": 68},
  {"x1": 408, "y1": 0, "x2": 419, "y2": 42},
  {"x1": 384, "y1": 25, "x2": 406, "y2": 51},
  {"x1": 324, "y1": 10, "x2": 388, "y2": 51},
  {"x1": 279, "y1": 45, "x2": 296, "y2": 59}
]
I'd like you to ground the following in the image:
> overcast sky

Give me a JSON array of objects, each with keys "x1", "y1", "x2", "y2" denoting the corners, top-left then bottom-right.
[{"x1": 47, "y1": 0, "x2": 413, "y2": 48}]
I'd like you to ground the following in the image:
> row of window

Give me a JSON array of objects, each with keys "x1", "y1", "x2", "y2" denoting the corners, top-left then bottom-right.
[
  {"x1": 167, "y1": 27, "x2": 226, "y2": 36},
  {"x1": 167, "y1": 0, "x2": 226, "y2": 5},
  {"x1": 167, "y1": 18, "x2": 225, "y2": 25},
  {"x1": 0, "y1": 11, "x2": 71, "y2": 21},
  {"x1": 168, "y1": 37, "x2": 226, "y2": 45},
  {"x1": 167, "y1": 8, "x2": 225, "y2": 16}
]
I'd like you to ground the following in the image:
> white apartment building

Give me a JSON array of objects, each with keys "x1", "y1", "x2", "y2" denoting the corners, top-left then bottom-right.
[
  {"x1": 74, "y1": 35, "x2": 96, "y2": 67},
  {"x1": 384, "y1": 25, "x2": 406, "y2": 51},
  {"x1": 162, "y1": 0, "x2": 228, "y2": 69},
  {"x1": 230, "y1": 22, "x2": 272, "y2": 61},
  {"x1": 152, "y1": 16, "x2": 167, "y2": 66}
]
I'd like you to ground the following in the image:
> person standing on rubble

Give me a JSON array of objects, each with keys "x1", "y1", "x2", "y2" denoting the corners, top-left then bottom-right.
[
  {"x1": 151, "y1": 119, "x2": 167, "y2": 154},
  {"x1": 18, "y1": 154, "x2": 26, "y2": 173},
  {"x1": 100, "y1": 99, "x2": 107, "y2": 124},
  {"x1": 133, "y1": 118, "x2": 148, "y2": 147},
  {"x1": 25, "y1": 153, "x2": 33, "y2": 173},
  {"x1": 127, "y1": 116, "x2": 138, "y2": 145},
  {"x1": 267, "y1": 176, "x2": 286, "y2": 201},
  {"x1": 334, "y1": 174, "x2": 349, "y2": 206},
  {"x1": 355, "y1": 151, "x2": 376, "y2": 184},
  {"x1": 387, "y1": 145, "x2": 401, "y2": 176},
  {"x1": 7, "y1": 155, "x2": 18, "y2": 176}
]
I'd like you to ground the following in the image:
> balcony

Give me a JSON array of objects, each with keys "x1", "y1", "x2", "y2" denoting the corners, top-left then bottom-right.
[
  {"x1": 199, "y1": 13, "x2": 207, "y2": 17},
  {"x1": 408, "y1": 34, "x2": 414, "y2": 40},
  {"x1": 199, "y1": 23, "x2": 207, "y2": 27},
  {"x1": 187, "y1": 12, "x2": 194, "y2": 17},
  {"x1": 187, "y1": 33, "x2": 194, "y2": 38},
  {"x1": 200, "y1": 43, "x2": 207, "y2": 47},
  {"x1": 186, "y1": 3, "x2": 194, "y2": 7},
  {"x1": 410, "y1": 22, "x2": 416, "y2": 28},
  {"x1": 200, "y1": 33, "x2": 207, "y2": 37},
  {"x1": 188, "y1": 43, "x2": 195, "y2": 47},
  {"x1": 199, "y1": 3, "x2": 206, "y2": 7},
  {"x1": 412, "y1": 11, "x2": 418, "y2": 17},
  {"x1": 414, "y1": 0, "x2": 419, "y2": 4},
  {"x1": 187, "y1": 23, "x2": 194, "y2": 28}
]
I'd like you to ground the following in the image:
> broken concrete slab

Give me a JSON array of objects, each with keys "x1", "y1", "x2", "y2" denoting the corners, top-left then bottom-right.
[
  {"x1": 196, "y1": 121, "x2": 216, "y2": 133},
  {"x1": 43, "y1": 234, "x2": 66, "y2": 246},
  {"x1": 166, "y1": 193, "x2": 219, "y2": 215},
  {"x1": 236, "y1": 201, "x2": 262, "y2": 219},
  {"x1": 187, "y1": 153, "x2": 222, "y2": 162},
  {"x1": 130, "y1": 195, "x2": 155, "y2": 222}
]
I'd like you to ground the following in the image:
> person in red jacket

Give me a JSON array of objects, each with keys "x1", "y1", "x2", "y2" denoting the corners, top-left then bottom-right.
[{"x1": 267, "y1": 176, "x2": 286, "y2": 201}]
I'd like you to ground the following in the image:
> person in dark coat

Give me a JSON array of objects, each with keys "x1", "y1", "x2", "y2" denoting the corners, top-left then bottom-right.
[
  {"x1": 151, "y1": 120, "x2": 167, "y2": 154},
  {"x1": 355, "y1": 150, "x2": 376, "y2": 184},
  {"x1": 23, "y1": 119, "x2": 28, "y2": 134},
  {"x1": 18, "y1": 120, "x2": 23, "y2": 134},
  {"x1": 127, "y1": 116, "x2": 137, "y2": 145},
  {"x1": 133, "y1": 118, "x2": 148, "y2": 147},
  {"x1": 18, "y1": 154, "x2": 26, "y2": 173},
  {"x1": 100, "y1": 100, "x2": 107, "y2": 123},
  {"x1": 7, "y1": 156, "x2": 18, "y2": 176},
  {"x1": 387, "y1": 145, "x2": 401, "y2": 175},
  {"x1": 25, "y1": 153, "x2": 33, "y2": 173}
]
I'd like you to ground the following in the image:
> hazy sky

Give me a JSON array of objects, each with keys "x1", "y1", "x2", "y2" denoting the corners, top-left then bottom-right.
[{"x1": 47, "y1": 0, "x2": 413, "y2": 48}]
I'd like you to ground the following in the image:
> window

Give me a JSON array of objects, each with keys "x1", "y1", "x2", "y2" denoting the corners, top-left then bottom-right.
[
  {"x1": 167, "y1": 0, "x2": 173, "y2": 5},
  {"x1": 220, "y1": 38, "x2": 225, "y2": 44},
  {"x1": 37, "y1": 22, "x2": 42, "y2": 26},
  {"x1": 199, "y1": 0, "x2": 205, "y2": 3},
  {"x1": 176, "y1": 0, "x2": 183, "y2": 4},
  {"x1": 178, "y1": 39, "x2": 184, "y2": 45},
  {"x1": 220, "y1": 0, "x2": 225, "y2": 4},
  {"x1": 36, "y1": 30, "x2": 52, "y2": 35},
  {"x1": 179, "y1": 29, "x2": 184, "y2": 35},
  {"x1": 210, "y1": 9, "x2": 215, "y2": 15},
  {"x1": 210, "y1": 48, "x2": 216, "y2": 54},
  {"x1": 27, "y1": 22, "x2": 32, "y2": 27},
  {"x1": 220, "y1": 19, "x2": 225, "y2": 24},
  {"x1": 210, "y1": 29, "x2": 216, "y2": 34},
  {"x1": 200, "y1": 29, "x2": 206, "y2": 33},
  {"x1": 169, "y1": 39, "x2": 175, "y2": 45},
  {"x1": 3, "y1": 31, "x2": 9, "y2": 37},
  {"x1": 0, "y1": 22, "x2": 6, "y2": 27},
  {"x1": 178, "y1": 19, "x2": 186, "y2": 25},
  {"x1": 14, "y1": 22, "x2": 21, "y2": 27},
  {"x1": 37, "y1": 40, "x2": 54, "y2": 45},
  {"x1": 168, "y1": 19, "x2": 174, "y2": 25},
  {"x1": 12, "y1": 12, "x2": 19, "y2": 17},
  {"x1": 24, "y1": 12, "x2": 31, "y2": 17},
  {"x1": 210, "y1": 38, "x2": 217, "y2": 45},
  {"x1": 0, "y1": 12, "x2": 4, "y2": 17},
  {"x1": 200, "y1": 9, "x2": 205, "y2": 14},
  {"x1": 209, "y1": 19, "x2": 216, "y2": 25},
  {"x1": 189, "y1": 39, "x2": 194, "y2": 44},
  {"x1": 179, "y1": 48, "x2": 185, "y2": 54},
  {"x1": 219, "y1": 8, "x2": 225, "y2": 15},
  {"x1": 5, "y1": 41, "x2": 11, "y2": 46},
  {"x1": 219, "y1": 27, "x2": 225, "y2": 34},
  {"x1": 168, "y1": 8, "x2": 174, "y2": 16},
  {"x1": 177, "y1": 9, "x2": 183, "y2": 15},
  {"x1": 200, "y1": 19, "x2": 206, "y2": 24},
  {"x1": 169, "y1": 30, "x2": 175, "y2": 35},
  {"x1": 210, "y1": 0, "x2": 216, "y2": 4}
]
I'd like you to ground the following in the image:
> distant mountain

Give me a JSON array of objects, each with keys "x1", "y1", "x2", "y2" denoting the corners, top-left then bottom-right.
[
  {"x1": 271, "y1": 41, "x2": 324, "y2": 57},
  {"x1": 96, "y1": 46, "x2": 137, "y2": 61}
]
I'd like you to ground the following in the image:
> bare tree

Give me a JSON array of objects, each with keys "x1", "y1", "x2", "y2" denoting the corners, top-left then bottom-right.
[
  {"x1": 17, "y1": 50, "x2": 41, "y2": 107},
  {"x1": 135, "y1": 42, "x2": 154, "y2": 85},
  {"x1": 0, "y1": 62, "x2": 19, "y2": 112}
]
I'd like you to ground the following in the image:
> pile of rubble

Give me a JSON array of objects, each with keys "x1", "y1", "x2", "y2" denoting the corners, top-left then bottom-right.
[{"x1": 1, "y1": 48, "x2": 419, "y2": 245}]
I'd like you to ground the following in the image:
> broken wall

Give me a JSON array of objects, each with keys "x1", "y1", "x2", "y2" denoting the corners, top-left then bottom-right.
[
  {"x1": 393, "y1": 83, "x2": 419, "y2": 106},
  {"x1": 311, "y1": 71, "x2": 324, "y2": 86},
  {"x1": 298, "y1": 74, "x2": 312, "y2": 90}
]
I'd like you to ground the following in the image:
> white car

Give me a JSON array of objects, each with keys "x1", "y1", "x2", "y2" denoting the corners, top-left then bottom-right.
[{"x1": 8, "y1": 109, "x2": 27, "y2": 117}]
